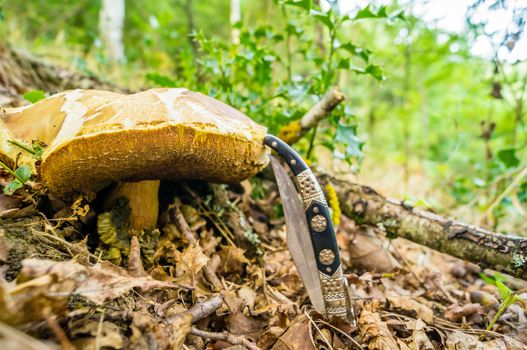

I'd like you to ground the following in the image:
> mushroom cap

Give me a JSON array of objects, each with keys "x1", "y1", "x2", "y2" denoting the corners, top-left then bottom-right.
[{"x1": 1, "y1": 88, "x2": 269, "y2": 195}]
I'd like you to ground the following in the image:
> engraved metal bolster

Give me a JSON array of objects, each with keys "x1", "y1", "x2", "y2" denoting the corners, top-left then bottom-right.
[{"x1": 264, "y1": 135, "x2": 353, "y2": 321}]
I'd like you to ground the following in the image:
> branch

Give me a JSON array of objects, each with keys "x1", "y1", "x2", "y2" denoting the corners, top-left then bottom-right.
[
  {"x1": 319, "y1": 174, "x2": 527, "y2": 280},
  {"x1": 190, "y1": 327, "x2": 261, "y2": 350},
  {"x1": 166, "y1": 294, "x2": 223, "y2": 324},
  {"x1": 278, "y1": 87, "x2": 345, "y2": 144}
]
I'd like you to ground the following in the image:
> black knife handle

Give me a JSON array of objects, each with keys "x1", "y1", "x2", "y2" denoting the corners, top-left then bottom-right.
[{"x1": 264, "y1": 135, "x2": 353, "y2": 321}]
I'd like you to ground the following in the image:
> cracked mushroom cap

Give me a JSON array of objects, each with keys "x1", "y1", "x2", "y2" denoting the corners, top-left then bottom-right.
[{"x1": 0, "y1": 88, "x2": 269, "y2": 195}]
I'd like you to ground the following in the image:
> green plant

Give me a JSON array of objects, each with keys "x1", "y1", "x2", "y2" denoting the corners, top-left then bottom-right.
[
  {"x1": 0, "y1": 161, "x2": 31, "y2": 195},
  {"x1": 0, "y1": 140, "x2": 44, "y2": 195},
  {"x1": 23, "y1": 89, "x2": 46, "y2": 103},
  {"x1": 479, "y1": 273, "x2": 526, "y2": 340}
]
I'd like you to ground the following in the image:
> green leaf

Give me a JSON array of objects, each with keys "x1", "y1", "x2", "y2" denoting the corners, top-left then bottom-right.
[
  {"x1": 145, "y1": 72, "x2": 178, "y2": 87},
  {"x1": 14, "y1": 164, "x2": 31, "y2": 182},
  {"x1": 365, "y1": 64, "x2": 385, "y2": 81},
  {"x1": 354, "y1": 5, "x2": 388, "y2": 19},
  {"x1": 339, "y1": 42, "x2": 370, "y2": 62},
  {"x1": 4, "y1": 180, "x2": 22, "y2": 195},
  {"x1": 479, "y1": 273, "x2": 497, "y2": 286},
  {"x1": 309, "y1": 10, "x2": 334, "y2": 31},
  {"x1": 344, "y1": 62, "x2": 384, "y2": 81},
  {"x1": 23, "y1": 90, "x2": 46, "y2": 103},
  {"x1": 496, "y1": 280, "x2": 512, "y2": 300},
  {"x1": 338, "y1": 58, "x2": 350, "y2": 69},
  {"x1": 0, "y1": 7, "x2": 4, "y2": 21},
  {"x1": 497, "y1": 149, "x2": 520, "y2": 168},
  {"x1": 31, "y1": 141, "x2": 45, "y2": 160},
  {"x1": 283, "y1": 0, "x2": 312, "y2": 11},
  {"x1": 334, "y1": 123, "x2": 364, "y2": 162}
]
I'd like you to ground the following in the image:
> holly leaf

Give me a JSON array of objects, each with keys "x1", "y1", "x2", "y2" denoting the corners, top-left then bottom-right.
[
  {"x1": 497, "y1": 149, "x2": 520, "y2": 168},
  {"x1": 23, "y1": 90, "x2": 46, "y2": 103},
  {"x1": 365, "y1": 64, "x2": 385, "y2": 81},
  {"x1": 283, "y1": 0, "x2": 312, "y2": 11},
  {"x1": 339, "y1": 42, "x2": 370, "y2": 62},
  {"x1": 355, "y1": 5, "x2": 386, "y2": 19},
  {"x1": 334, "y1": 123, "x2": 364, "y2": 162},
  {"x1": 309, "y1": 10, "x2": 334, "y2": 31}
]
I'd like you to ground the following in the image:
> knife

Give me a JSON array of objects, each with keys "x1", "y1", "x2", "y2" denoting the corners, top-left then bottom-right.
[{"x1": 264, "y1": 134, "x2": 354, "y2": 323}]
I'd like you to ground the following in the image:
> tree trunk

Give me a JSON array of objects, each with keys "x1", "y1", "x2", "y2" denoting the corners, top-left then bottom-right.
[
  {"x1": 319, "y1": 174, "x2": 527, "y2": 280},
  {"x1": 99, "y1": 0, "x2": 126, "y2": 63},
  {"x1": 230, "y1": 0, "x2": 241, "y2": 44}
]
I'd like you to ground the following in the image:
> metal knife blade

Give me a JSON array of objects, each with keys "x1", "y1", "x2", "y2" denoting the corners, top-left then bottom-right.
[{"x1": 270, "y1": 156, "x2": 326, "y2": 314}]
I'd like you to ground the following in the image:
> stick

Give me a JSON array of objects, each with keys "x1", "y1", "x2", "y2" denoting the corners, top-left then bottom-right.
[
  {"x1": 165, "y1": 293, "x2": 223, "y2": 325},
  {"x1": 190, "y1": 327, "x2": 261, "y2": 350},
  {"x1": 278, "y1": 87, "x2": 345, "y2": 144},
  {"x1": 318, "y1": 173, "x2": 527, "y2": 280}
]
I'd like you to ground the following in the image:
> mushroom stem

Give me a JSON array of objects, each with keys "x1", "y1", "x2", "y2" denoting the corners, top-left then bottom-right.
[{"x1": 104, "y1": 180, "x2": 160, "y2": 230}]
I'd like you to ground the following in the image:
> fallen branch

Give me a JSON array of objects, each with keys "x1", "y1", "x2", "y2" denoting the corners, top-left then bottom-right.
[
  {"x1": 190, "y1": 327, "x2": 261, "y2": 350},
  {"x1": 319, "y1": 174, "x2": 527, "y2": 280},
  {"x1": 278, "y1": 87, "x2": 345, "y2": 144}
]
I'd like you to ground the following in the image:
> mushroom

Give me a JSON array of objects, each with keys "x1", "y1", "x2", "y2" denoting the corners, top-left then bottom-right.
[{"x1": 0, "y1": 88, "x2": 269, "y2": 230}]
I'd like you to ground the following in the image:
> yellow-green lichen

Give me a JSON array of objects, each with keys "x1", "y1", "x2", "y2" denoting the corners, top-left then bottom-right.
[
  {"x1": 325, "y1": 182, "x2": 341, "y2": 227},
  {"x1": 277, "y1": 120, "x2": 302, "y2": 145}
]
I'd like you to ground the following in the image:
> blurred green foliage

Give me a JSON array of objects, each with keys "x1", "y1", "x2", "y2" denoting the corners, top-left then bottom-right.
[{"x1": 0, "y1": 0, "x2": 526, "y2": 233}]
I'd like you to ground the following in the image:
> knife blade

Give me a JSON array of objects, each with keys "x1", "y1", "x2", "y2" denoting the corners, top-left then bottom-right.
[{"x1": 270, "y1": 156, "x2": 326, "y2": 314}]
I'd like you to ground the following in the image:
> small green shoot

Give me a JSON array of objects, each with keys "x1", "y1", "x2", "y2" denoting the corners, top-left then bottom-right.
[
  {"x1": 23, "y1": 90, "x2": 46, "y2": 103},
  {"x1": 0, "y1": 160, "x2": 32, "y2": 195},
  {"x1": 479, "y1": 273, "x2": 525, "y2": 340},
  {"x1": 7, "y1": 139, "x2": 45, "y2": 160}
]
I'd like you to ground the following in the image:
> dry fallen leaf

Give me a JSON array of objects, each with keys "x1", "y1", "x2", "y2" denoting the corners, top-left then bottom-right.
[
  {"x1": 219, "y1": 245, "x2": 250, "y2": 274},
  {"x1": 176, "y1": 241, "x2": 209, "y2": 285},
  {"x1": 70, "y1": 321, "x2": 124, "y2": 350},
  {"x1": 445, "y1": 330, "x2": 527, "y2": 350},
  {"x1": 407, "y1": 319, "x2": 434, "y2": 350},
  {"x1": 387, "y1": 295, "x2": 434, "y2": 325},
  {"x1": 271, "y1": 314, "x2": 315, "y2": 350},
  {"x1": 19, "y1": 258, "x2": 187, "y2": 305},
  {"x1": 359, "y1": 310, "x2": 399, "y2": 350}
]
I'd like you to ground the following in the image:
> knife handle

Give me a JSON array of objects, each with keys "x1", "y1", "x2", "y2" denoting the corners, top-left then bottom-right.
[{"x1": 264, "y1": 135, "x2": 354, "y2": 322}]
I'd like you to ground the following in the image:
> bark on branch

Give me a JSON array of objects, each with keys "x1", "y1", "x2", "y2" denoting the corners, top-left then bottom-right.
[
  {"x1": 319, "y1": 174, "x2": 527, "y2": 280},
  {"x1": 278, "y1": 87, "x2": 345, "y2": 144}
]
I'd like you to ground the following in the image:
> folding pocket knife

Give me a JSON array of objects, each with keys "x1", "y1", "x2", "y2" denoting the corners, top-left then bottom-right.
[{"x1": 264, "y1": 135, "x2": 355, "y2": 323}]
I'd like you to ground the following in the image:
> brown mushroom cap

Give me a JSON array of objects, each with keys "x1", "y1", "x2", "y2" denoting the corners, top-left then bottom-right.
[{"x1": 1, "y1": 88, "x2": 269, "y2": 195}]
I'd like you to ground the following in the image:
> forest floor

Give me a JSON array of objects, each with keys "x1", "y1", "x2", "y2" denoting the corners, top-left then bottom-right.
[{"x1": 0, "y1": 48, "x2": 526, "y2": 350}]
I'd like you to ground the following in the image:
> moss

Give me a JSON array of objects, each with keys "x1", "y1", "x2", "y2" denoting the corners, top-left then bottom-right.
[{"x1": 97, "y1": 197, "x2": 132, "y2": 263}]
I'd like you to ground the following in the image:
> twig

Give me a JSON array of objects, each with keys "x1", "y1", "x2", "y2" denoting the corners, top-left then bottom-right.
[
  {"x1": 170, "y1": 198, "x2": 197, "y2": 244},
  {"x1": 128, "y1": 236, "x2": 147, "y2": 277},
  {"x1": 95, "y1": 311, "x2": 105, "y2": 350},
  {"x1": 166, "y1": 294, "x2": 223, "y2": 324},
  {"x1": 0, "y1": 322, "x2": 54, "y2": 350},
  {"x1": 305, "y1": 311, "x2": 333, "y2": 350},
  {"x1": 44, "y1": 309, "x2": 75, "y2": 350},
  {"x1": 190, "y1": 327, "x2": 260, "y2": 350},
  {"x1": 278, "y1": 87, "x2": 345, "y2": 145}
]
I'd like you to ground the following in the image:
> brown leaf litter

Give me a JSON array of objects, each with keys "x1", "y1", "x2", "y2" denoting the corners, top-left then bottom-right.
[{"x1": 0, "y1": 177, "x2": 525, "y2": 350}]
